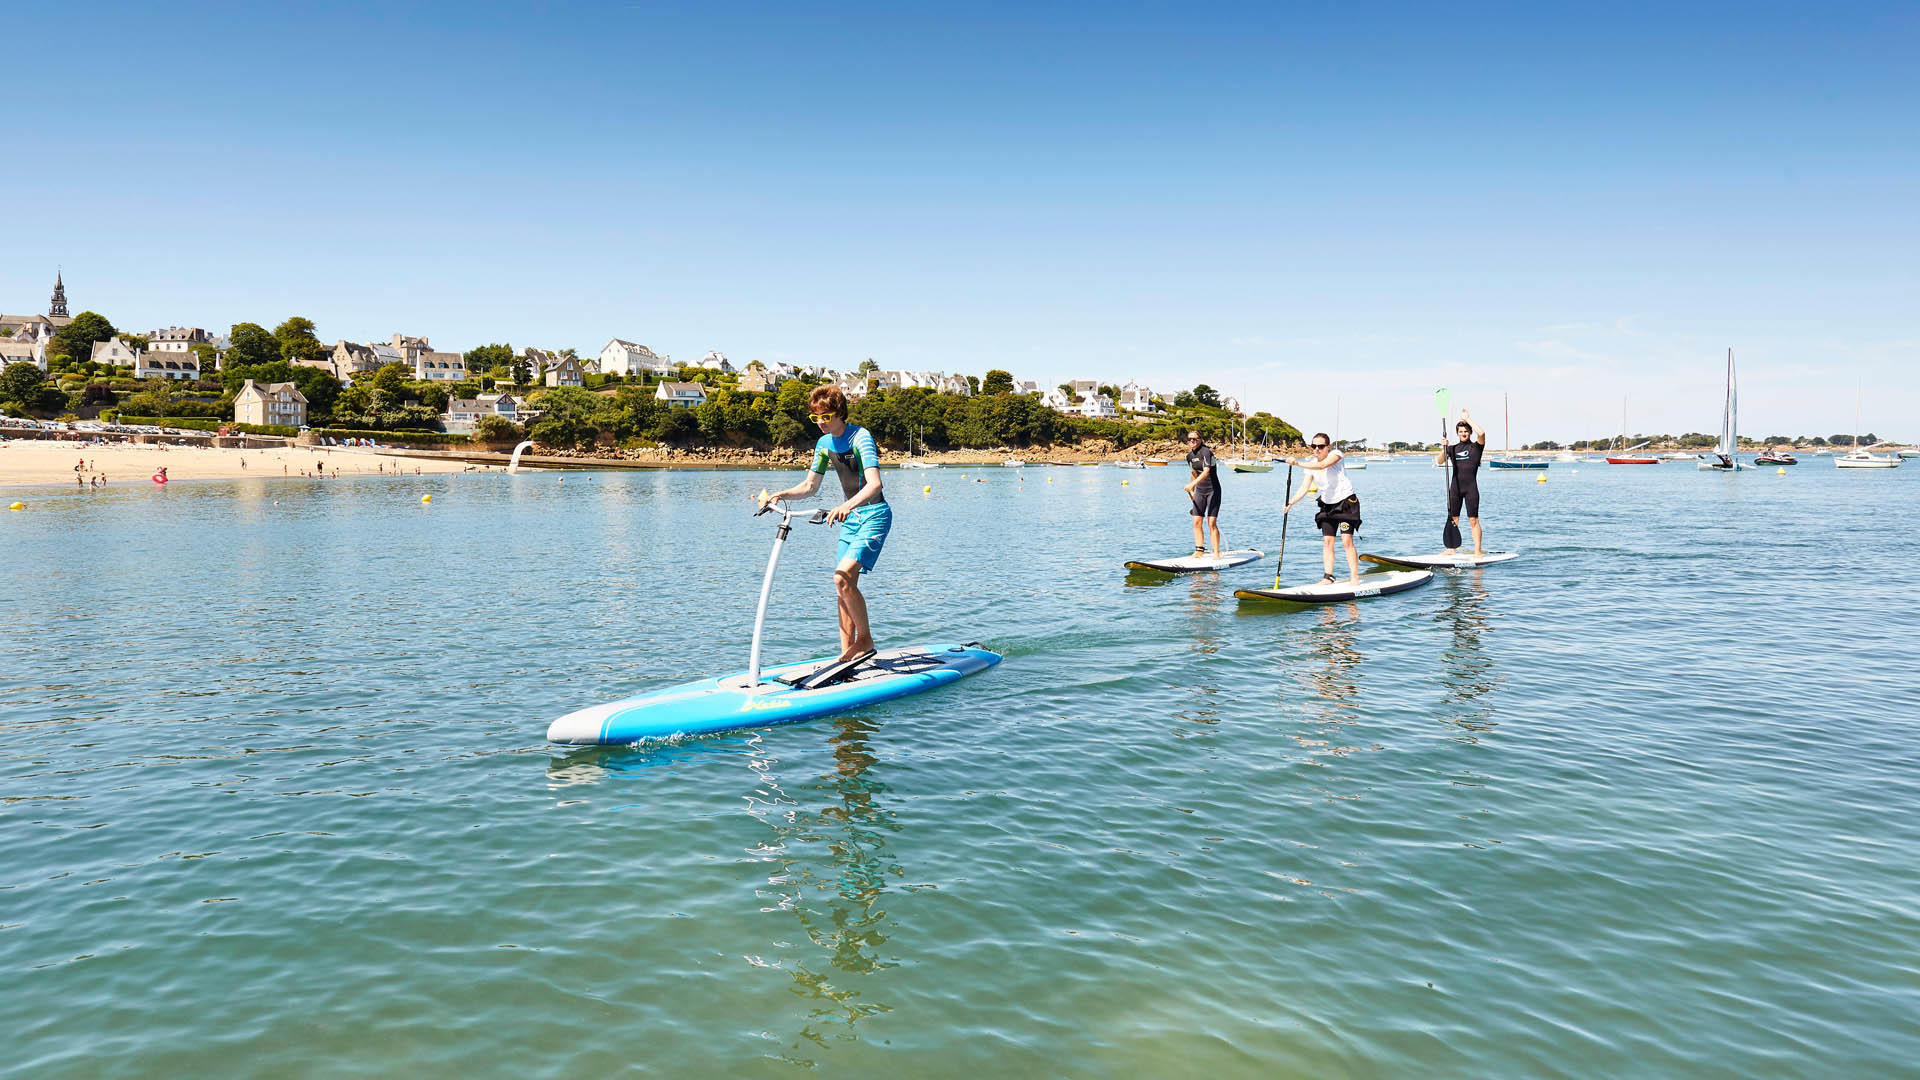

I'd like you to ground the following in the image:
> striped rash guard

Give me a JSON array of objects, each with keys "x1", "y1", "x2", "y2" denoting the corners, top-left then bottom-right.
[{"x1": 811, "y1": 425, "x2": 885, "y2": 505}]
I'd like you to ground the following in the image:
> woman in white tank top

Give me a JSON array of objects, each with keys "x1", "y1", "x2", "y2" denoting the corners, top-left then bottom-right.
[{"x1": 1284, "y1": 433, "x2": 1363, "y2": 583}]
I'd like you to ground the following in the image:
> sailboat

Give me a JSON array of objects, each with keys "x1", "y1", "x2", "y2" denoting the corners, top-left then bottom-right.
[
  {"x1": 1606, "y1": 395, "x2": 1658, "y2": 464},
  {"x1": 1487, "y1": 393, "x2": 1547, "y2": 469},
  {"x1": 1697, "y1": 349, "x2": 1748, "y2": 471},
  {"x1": 1226, "y1": 419, "x2": 1272, "y2": 472},
  {"x1": 1836, "y1": 380, "x2": 1900, "y2": 469},
  {"x1": 899, "y1": 424, "x2": 940, "y2": 468}
]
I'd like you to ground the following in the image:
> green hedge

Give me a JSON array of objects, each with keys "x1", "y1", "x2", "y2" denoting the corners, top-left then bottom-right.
[
  {"x1": 316, "y1": 427, "x2": 470, "y2": 446},
  {"x1": 115, "y1": 415, "x2": 300, "y2": 437}
]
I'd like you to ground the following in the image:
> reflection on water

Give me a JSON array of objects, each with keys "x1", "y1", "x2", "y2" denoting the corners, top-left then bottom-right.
[
  {"x1": 743, "y1": 717, "x2": 901, "y2": 1063},
  {"x1": 1433, "y1": 572, "x2": 1499, "y2": 739}
]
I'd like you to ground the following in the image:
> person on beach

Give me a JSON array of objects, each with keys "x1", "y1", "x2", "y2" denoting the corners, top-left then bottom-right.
[
  {"x1": 1285, "y1": 432, "x2": 1362, "y2": 584},
  {"x1": 758, "y1": 385, "x2": 890, "y2": 663},
  {"x1": 1182, "y1": 429, "x2": 1223, "y2": 558},
  {"x1": 1435, "y1": 409, "x2": 1488, "y2": 555}
]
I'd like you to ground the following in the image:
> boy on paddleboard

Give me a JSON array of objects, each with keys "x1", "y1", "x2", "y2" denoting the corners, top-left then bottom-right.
[
  {"x1": 759, "y1": 385, "x2": 891, "y2": 663},
  {"x1": 1436, "y1": 409, "x2": 1488, "y2": 555},
  {"x1": 1182, "y1": 429, "x2": 1223, "y2": 558},
  {"x1": 1285, "y1": 432, "x2": 1362, "y2": 583}
]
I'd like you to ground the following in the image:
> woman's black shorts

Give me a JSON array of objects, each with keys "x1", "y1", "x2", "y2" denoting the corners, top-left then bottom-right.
[
  {"x1": 1190, "y1": 486, "x2": 1221, "y2": 518},
  {"x1": 1314, "y1": 495, "x2": 1361, "y2": 536},
  {"x1": 1448, "y1": 483, "x2": 1481, "y2": 519}
]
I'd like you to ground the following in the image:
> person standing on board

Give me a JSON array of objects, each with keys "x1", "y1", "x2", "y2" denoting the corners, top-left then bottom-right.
[
  {"x1": 1435, "y1": 409, "x2": 1488, "y2": 555},
  {"x1": 1285, "y1": 433, "x2": 1362, "y2": 583},
  {"x1": 759, "y1": 385, "x2": 891, "y2": 663},
  {"x1": 1182, "y1": 429, "x2": 1223, "y2": 558}
]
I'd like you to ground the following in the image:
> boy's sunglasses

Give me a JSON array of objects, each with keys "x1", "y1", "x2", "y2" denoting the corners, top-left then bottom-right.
[{"x1": 809, "y1": 413, "x2": 836, "y2": 423}]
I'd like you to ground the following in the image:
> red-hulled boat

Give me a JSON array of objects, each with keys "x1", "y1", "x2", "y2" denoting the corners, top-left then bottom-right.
[{"x1": 1606, "y1": 456, "x2": 1658, "y2": 464}]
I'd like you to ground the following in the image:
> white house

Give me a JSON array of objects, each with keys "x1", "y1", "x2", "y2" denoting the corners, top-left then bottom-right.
[
  {"x1": 145, "y1": 327, "x2": 211, "y2": 353},
  {"x1": 441, "y1": 393, "x2": 519, "y2": 433},
  {"x1": 1041, "y1": 387, "x2": 1073, "y2": 411},
  {"x1": 1221, "y1": 395, "x2": 1243, "y2": 416},
  {"x1": 698, "y1": 350, "x2": 735, "y2": 374},
  {"x1": 938, "y1": 373, "x2": 972, "y2": 396},
  {"x1": 1117, "y1": 381, "x2": 1160, "y2": 412},
  {"x1": 233, "y1": 379, "x2": 307, "y2": 427},
  {"x1": 1075, "y1": 393, "x2": 1118, "y2": 419},
  {"x1": 542, "y1": 353, "x2": 585, "y2": 387},
  {"x1": 831, "y1": 371, "x2": 870, "y2": 401},
  {"x1": 600, "y1": 339, "x2": 673, "y2": 378},
  {"x1": 1012, "y1": 379, "x2": 1041, "y2": 396},
  {"x1": 416, "y1": 350, "x2": 465, "y2": 381},
  {"x1": 654, "y1": 381, "x2": 708, "y2": 408},
  {"x1": 92, "y1": 337, "x2": 142, "y2": 368},
  {"x1": 0, "y1": 340, "x2": 45, "y2": 371}
]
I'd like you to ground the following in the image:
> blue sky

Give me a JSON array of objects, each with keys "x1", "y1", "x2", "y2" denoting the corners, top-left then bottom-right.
[{"x1": 5, "y1": 1, "x2": 1914, "y2": 443}]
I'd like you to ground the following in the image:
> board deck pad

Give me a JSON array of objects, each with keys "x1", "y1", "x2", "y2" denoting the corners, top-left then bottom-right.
[
  {"x1": 547, "y1": 643, "x2": 1001, "y2": 745},
  {"x1": 1360, "y1": 551, "x2": 1520, "y2": 570},
  {"x1": 1125, "y1": 549, "x2": 1264, "y2": 574},
  {"x1": 1235, "y1": 569, "x2": 1434, "y2": 604}
]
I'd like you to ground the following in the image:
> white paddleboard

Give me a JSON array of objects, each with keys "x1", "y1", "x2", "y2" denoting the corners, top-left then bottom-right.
[
  {"x1": 1235, "y1": 569, "x2": 1434, "y2": 603},
  {"x1": 1360, "y1": 550, "x2": 1520, "y2": 570},
  {"x1": 1125, "y1": 549, "x2": 1265, "y2": 574}
]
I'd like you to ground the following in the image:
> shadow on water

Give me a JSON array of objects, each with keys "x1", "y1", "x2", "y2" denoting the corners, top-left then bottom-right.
[{"x1": 740, "y1": 716, "x2": 903, "y2": 1066}]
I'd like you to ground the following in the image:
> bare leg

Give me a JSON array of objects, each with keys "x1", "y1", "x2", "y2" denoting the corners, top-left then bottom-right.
[
  {"x1": 1342, "y1": 532, "x2": 1360, "y2": 582},
  {"x1": 1321, "y1": 535, "x2": 1336, "y2": 579},
  {"x1": 1469, "y1": 517, "x2": 1483, "y2": 555},
  {"x1": 1207, "y1": 516, "x2": 1222, "y2": 556},
  {"x1": 1191, "y1": 513, "x2": 1204, "y2": 555},
  {"x1": 834, "y1": 561, "x2": 875, "y2": 660}
]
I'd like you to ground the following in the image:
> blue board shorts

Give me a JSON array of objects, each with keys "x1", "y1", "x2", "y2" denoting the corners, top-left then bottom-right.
[{"x1": 837, "y1": 502, "x2": 892, "y2": 573}]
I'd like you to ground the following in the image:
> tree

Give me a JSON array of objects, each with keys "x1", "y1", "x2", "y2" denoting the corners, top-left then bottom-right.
[
  {"x1": 226, "y1": 323, "x2": 279, "y2": 368},
  {"x1": 274, "y1": 317, "x2": 327, "y2": 365},
  {"x1": 371, "y1": 363, "x2": 409, "y2": 396},
  {"x1": 858, "y1": 358, "x2": 878, "y2": 374},
  {"x1": 465, "y1": 343, "x2": 515, "y2": 371},
  {"x1": 1191, "y1": 384, "x2": 1221, "y2": 408},
  {"x1": 982, "y1": 369, "x2": 1014, "y2": 395},
  {"x1": 1057, "y1": 383, "x2": 1076, "y2": 400},
  {"x1": 191, "y1": 342, "x2": 220, "y2": 372},
  {"x1": 652, "y1": 406, "x2": 699, "y2": 444},
  {"x1": 473, "y1": 414, "x2": 522, "y2": 444},
  {"x1": 510, "y1": 357, "x2": 533, "y2": 388},
  {"x1": 966, "y1": 374, "x2": 980, "y2": 395},
  {"x1": 1173, "y1": 390, "x2": 1197, "y2": 408},
  {"x1": 49, "y1": 311, "x2": 116, "y2": 369},
  {"x1": 1099, "y1": 384, "x2": 1119, "y2": 404},
  {"x1": 1, "y1": 360, "x2": 46, "y2": 404}
]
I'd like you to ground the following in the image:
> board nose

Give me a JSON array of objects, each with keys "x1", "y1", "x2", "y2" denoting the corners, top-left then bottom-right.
[{"x1": 546, "y1": 710, "x2": 605, "y2": 745}]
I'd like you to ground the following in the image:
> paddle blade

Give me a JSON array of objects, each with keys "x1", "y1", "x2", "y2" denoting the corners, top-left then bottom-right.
[
  {"x1": 1443, "y1": 517, "x2": 1462, "y2": 549},
  {"x1": 1435, "y1": 387, "x2": 1451, "y2": 419}
]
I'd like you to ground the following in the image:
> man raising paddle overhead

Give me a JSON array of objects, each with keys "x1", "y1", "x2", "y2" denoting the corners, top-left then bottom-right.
[
  {"x1": 1436, "y1": 408, "x2": 1488, "y2": 555},
  {"x1": 758, "y1": 385, "x2": 890, "y2": 664}
]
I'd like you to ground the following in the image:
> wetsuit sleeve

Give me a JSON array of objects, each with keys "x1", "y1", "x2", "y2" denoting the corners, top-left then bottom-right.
[
  {"x1": 810, "y1": 436, "x2": 830, "y2": 474},
  {"x1": 853, "y1": 427, "x2": 880, "y2": 471}
]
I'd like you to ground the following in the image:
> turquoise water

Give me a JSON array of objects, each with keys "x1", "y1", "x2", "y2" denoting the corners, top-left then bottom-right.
[{"x1": 5, "y1": 460, "x2": 1918, "y2": 1077}]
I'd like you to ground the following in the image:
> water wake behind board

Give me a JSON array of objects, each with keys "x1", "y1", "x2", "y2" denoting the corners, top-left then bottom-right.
[
  {"x1": 1124, "y1": 549, "x2": 1264, "y2": 574},
  {"x1": 1360, "y1": 551, "x2": 1520, "y2": 570},
  {"x1": 547, "y1": 643, "x2": 1000, "y2": 745},
  {"x1": 1235, "y1": 569, "x2": 1433, "y2": 604}
]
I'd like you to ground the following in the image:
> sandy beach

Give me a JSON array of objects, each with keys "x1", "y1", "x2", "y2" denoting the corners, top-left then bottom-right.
[{"x1": 0, "y1": 438, "x2": 477, "y2": 488}]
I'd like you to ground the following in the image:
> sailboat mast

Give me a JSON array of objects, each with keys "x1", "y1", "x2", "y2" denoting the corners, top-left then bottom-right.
[{"x1": 1505, "y1": 393, "x2": 1511, "y2": 458}]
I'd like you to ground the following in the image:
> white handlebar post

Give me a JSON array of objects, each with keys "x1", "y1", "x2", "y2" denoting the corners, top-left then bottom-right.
[{"x1": 746, "y1": 503, "x2": 826, "y2": 686}]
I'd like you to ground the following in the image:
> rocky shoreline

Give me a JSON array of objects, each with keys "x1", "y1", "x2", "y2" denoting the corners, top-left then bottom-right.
[{"x1": 502, "y1": 437, "x2": 1310, "y2": 469}]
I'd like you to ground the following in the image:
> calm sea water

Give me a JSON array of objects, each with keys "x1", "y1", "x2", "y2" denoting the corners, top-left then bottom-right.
[{"x1": 4, "y1": 458, "x2": 1918, "y2": 1077}]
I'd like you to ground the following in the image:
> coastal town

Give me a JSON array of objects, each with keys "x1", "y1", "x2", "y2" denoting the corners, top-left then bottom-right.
[{"x1": 2, "y1": 274, "x2": 1242, "y2": 455}]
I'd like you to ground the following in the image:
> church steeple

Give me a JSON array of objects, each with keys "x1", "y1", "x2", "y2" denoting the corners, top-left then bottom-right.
[{"x1": 49, "y1": 271, "x2": 68, "y2": 318}]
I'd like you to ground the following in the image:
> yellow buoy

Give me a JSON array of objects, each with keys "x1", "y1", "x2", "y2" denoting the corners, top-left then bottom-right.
[
  {"x1": 1777, "y1": 467, "x2": 1786, "y2": 475},
  {"x1": 923, "y1": 485, "x2": 931, "y2": 493},
  {"x1": 421, "y1": 494, "x2": 432, "y2": 503},
  {"x1": 7, "y1": 501, "x2": 22, "y2": 511},
  {"x1": 1536, "y1": 474, "x2": 1546, "y2": 483}
]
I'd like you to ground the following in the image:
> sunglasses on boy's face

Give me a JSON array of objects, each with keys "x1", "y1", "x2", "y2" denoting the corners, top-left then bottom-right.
[
  {"x1": 809, "y1": 413, "x2": 835, "y2": 424},
  {"x1": 1311, "y1": 442, "x2": 1329, "y2": 450}
]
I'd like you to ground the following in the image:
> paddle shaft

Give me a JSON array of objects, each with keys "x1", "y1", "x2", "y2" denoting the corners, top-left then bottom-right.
[{"x1": 1274, "y1": 462, "x2": 1293, "y2": 588}]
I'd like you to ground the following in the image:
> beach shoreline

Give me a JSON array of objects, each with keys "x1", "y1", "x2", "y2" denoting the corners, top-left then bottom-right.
[{"x1": 0, "y1": 438, "x2": 478, "y2": 489}]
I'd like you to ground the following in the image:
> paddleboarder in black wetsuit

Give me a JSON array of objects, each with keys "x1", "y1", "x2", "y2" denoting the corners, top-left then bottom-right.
[
  {"x1": 1182, "y1": 430, "x2": 1222, "y2": 558},
  {"x1": 1436, "y1": 410, "x2": 1488, "y2": 555}
]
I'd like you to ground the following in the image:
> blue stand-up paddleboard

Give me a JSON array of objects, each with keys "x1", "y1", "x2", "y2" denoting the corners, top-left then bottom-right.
[{"x1": 546, "y1": 501, "x2": 1001, "y2": 745}]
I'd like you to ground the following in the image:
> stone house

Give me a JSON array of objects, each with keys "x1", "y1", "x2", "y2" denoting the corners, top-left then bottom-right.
[
  {"x1": 145, "y1": 327, "x2": 211, "y2": 353},
  {"x1": 542, "y1": 353, "x2": 584, "y2": 387},
  {"x1": 233, "y1": 378, "x2": 308, "y2": 427}
]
